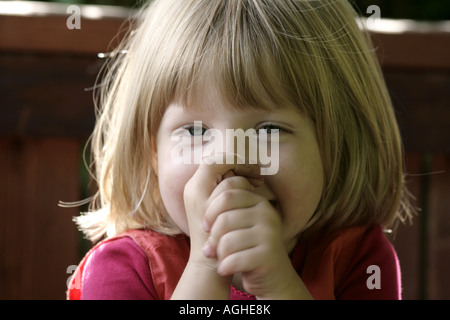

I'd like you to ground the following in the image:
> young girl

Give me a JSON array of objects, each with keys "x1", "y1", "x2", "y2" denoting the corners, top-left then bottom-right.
[{"x1": 67, "y1": 0, "x2": 413, "y2": 300}]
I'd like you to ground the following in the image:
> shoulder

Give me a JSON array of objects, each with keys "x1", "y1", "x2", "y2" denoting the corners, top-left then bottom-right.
[
  {"x1": 333, "y1": 225, "x2": 399, "y2": 273},
  {"x1": 81, "y1": 235, "x2": 158, "y2": 299},
  {"x1": 300, "y1": 226, "x2": 369, "y2": 267},
  {"x1": 88, "y1": 235, "x2": 147, "y2": 262},
  {"x1": 326, "y1": 225, "x2": 395, "y2": 260},
  {"x1": 332, "y1": 225, "x2": 401, "y2": 299},
  {"x1": 295, "y1": 225, "x2": 401, "y2": 300}
]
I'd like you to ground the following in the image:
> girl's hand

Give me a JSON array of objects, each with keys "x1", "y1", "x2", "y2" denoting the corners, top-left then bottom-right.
[
  {"x1": 179, "y1": 154, "x2": 312, "y2": 300},
  {"x1": 182, "y1": 155, "x2": 263, "y2": 266},
  {"x1": 202, "y1": 172, "x2": 313, "y2": 300},
  {"x1": 173, "y1": 154, "x2": 263, "y2": 299}
]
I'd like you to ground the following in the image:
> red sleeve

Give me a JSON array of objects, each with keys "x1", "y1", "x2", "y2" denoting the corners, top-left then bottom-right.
[
  {"x1": 336, "y1": 226, "x2": 402, "y2": 300},
  {"x1": 81, "y1": 237, "x2": 158, "y2": 300}
]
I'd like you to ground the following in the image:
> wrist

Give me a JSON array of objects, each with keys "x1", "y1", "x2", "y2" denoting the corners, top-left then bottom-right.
[
  {"x1": 187, "y1": 239, "x2": 232, "y2": 290},
  {"x1": 172, "y1": 255, "x2": 232, "y2": 300},
  {"x1": 248, "y1": 252, "x2": 313, "y2": 300},
  {"x1": 256, "y1": 266, "x2": 313, "y2": 300},
  {"x1": 187, "y1": 250, "x2": 219, "y2": 272}
]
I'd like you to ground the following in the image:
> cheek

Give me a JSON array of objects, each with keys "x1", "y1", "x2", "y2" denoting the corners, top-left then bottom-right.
[
  {"x1": 157, "y1": 151, "x2": 198, "y2": 235},
  {"x1": 275, "y1": 145, "x2": 324, "y2": 233}
]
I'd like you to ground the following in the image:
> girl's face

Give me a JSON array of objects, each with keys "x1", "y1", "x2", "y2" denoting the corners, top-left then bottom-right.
[{"x1": 156, "y1": 92, "x2": 324, "y2": 253}]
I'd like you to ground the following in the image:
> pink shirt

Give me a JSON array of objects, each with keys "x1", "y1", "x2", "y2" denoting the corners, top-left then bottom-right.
[
  {"x1": 81, "y1": 237, "x2": 158, "y2": 299},
  {"x1": 78, "y1": 225, "x2": 401, "y2": 300}
]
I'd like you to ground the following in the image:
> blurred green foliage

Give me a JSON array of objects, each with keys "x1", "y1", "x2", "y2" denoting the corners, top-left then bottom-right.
[{"x1": 28, "y1": 0, "x2": 450, "y2": 20}]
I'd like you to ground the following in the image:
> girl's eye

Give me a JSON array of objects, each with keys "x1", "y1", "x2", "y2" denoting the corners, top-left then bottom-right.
[
  {"x1": 259, "y1": 124, "x2": 282, "y2": 135},
  {"x1": 187, "y1": 126, "x2": 207, "y2": 136}
]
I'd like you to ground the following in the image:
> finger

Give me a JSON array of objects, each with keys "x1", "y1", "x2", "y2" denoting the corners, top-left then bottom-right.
[
  {"x1": 204, "y1": 207, "x2": 256, "y2": 256},
  {"x1": 222, "y1": 167, "x2": 264, "y2": 189},
  {"x1": 221, "y1": 170, "x2": 264, "y2": 189},
  {"x1": 209, "y1": 175, "x2": 255, "y2": 203},
  {"x1": 217, "y1": 246, "x2": 263, "y2": 276},
  {"x1": 216, "y1": 228, "x2": 258, "y2": 262},
  {"x1": 222, "y1": 170, "x2": 235, "y2": 180},
  {"x1": 204, "y1": 187, "x2": 260, "y2": 232},
  {"x1": 194, "y1": 153, "x2": 263, "y2": 198}
]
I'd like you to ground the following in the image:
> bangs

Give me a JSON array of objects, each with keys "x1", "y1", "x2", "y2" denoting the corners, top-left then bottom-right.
[{"x1": 166, "y1": 1, "x2": 306, "y2": 114}]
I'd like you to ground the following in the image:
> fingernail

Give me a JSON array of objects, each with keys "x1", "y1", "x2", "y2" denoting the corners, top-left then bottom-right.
[
  {"x1": 216, "y1": 261, "x2": 225, "y2": 276},
  {"x1": 203, "y1": 220, "x2": 210, "y2": 232},
  {"x1": 202, "y1": 244, "x2": 213, "y2": 257}
]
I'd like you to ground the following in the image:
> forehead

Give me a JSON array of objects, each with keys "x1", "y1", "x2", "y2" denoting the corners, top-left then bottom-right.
[
  {"x1": 167, "y1": 83, "x2": 305, "y2": 124},
  {"x1": 173, "y1": 72, "x2": 290, "y2": 114}
]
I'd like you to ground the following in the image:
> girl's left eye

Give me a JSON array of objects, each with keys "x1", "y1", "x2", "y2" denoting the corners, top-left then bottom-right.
[{"x1": 258, "y1": 124, "x2": 283, "y2": 134}]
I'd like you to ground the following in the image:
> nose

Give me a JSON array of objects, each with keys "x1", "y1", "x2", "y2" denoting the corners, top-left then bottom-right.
[{"x1": 204, "y1": 127, "x2": 258, "y2": 165}]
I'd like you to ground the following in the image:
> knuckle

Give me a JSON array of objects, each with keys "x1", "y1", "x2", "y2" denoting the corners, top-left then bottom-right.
[
  {"x1": 221, "y1": 175, "x2": 251, "y2": 190},
  {"x1": 215, "y1": 211, "x2": 230, "y2": 229},
  {"x1": 217, "y1": 232, "x2": 234, "y2": 259},
  {"x1": 234, "y1": 176, "x2": 252, "y2": 188},
  {"x1": 218, "y1": 189, "x2": 236, "y2": 205},
  {"x1": 221, "y1": 177, "x2": 235, "y2": 189}
]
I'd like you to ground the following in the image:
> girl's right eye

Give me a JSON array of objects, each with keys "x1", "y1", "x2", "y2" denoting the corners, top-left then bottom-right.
[{"x1": 186, "y1": 126, "x2": 207, "y2": 136}]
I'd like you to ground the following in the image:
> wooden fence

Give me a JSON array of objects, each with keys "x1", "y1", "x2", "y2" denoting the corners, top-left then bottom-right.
[{"x1": 0, "y1": 2, "x2": 449, "y2": 299}]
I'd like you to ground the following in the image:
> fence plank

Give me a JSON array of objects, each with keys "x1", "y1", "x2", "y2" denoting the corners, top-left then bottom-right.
[
  {"x1": 371, "y1": 31, "x2": 450, "y2": 70},
  {"x1": 0, "y1": 138, "x2": 81, "y2": 299},
  {"x1": 0, "y1": 53, "x2": 98, "y2": 139},
  {"x1": 389, "y1": 154, "x2": 422, "y2": 299},
  {"x1": 428, "y1": 155, "x2": 450, "y2": 299},
  {"x1": 384, "y1": 70, "x2": 450, "y2": 154},
  {"x1": 0, "y1": 12, "x2": 129, "y2": 55}
]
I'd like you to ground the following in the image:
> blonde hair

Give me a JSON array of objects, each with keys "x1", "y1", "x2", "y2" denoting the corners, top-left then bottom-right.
[{"x1": 76, "y1": 0, "x2": 413, "y2": 242}]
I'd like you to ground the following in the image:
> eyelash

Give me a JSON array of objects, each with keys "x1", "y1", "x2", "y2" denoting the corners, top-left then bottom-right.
[
  {"x1": 258, "y1": 124, "x2": 284, "y2": 135},
  {"x1": 182, "y1": 123, "x2": 286, "y2": 136},
  {"x1": 185, "y1": 126, "x2": 207, "y2": 136}
]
